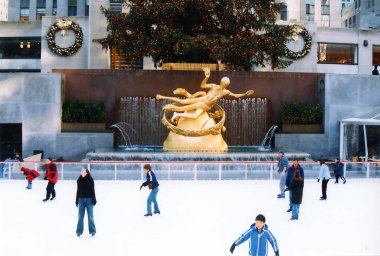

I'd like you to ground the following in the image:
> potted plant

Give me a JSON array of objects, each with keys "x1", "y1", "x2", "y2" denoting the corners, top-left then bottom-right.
[
  {"x1": 281, "y1": 102, "x2": 323, "y2": 133},
  {"x1": 61, "y1": 100, "x2": 107, "y2": 132}
]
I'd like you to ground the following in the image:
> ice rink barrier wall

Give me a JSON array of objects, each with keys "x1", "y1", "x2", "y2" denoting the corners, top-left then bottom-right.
[{"x1": 1, "y1": 161, "x2": 380, "y2": 181}]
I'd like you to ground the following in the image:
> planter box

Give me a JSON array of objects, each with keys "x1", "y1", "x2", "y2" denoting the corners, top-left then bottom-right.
[
  {"x1": 282, "y1": 124, "x2": 323, "y2": 133},
  {"x1": 61, "y1": 123, "x2": 106, "y2": 132},
  {"x1": 162, "y1": 63, "x2": 226, "y2": 71}
]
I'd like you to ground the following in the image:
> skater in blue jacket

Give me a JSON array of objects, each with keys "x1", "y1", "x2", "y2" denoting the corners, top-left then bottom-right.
[
  {"x1": 140, "y1": 164, "x2": 160, "y2": 217},
  {"x1": 230, "y1": 214, "x2": 280, "y2": 256}
]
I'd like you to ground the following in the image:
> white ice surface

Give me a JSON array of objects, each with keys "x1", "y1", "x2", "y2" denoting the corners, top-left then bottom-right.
[{"x1": 1, "y1": 179, "x2": 380, "y2": 256}]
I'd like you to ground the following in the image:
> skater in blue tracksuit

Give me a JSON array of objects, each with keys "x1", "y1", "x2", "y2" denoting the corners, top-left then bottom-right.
[
  {"x1": 140, "y1": 164, "x2": 160, "y2": 217},
  {"x1": 230, "y1": 214, "x2": 280, "y2": 256},
  {"x1": 285, "y1": 159, "x2": 304, "y2": 213}
]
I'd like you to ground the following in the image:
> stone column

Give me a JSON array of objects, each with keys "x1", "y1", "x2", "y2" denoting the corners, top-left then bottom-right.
[
  {"x1": 315, "y1": 0, "x2": 321, "y2": 27},
  {"x1": 29, "y1": 0, "x2": 37, "y2": 21},
  {"x1": 8, "y1": 0, "x2": 21, "y2": 21},
  {"x1": 45, "y1": 0, "x2": 53, "y2": 16},
  {"x1": 88, "y1": 0, "x2": 110, "y2": 69},
  {"x1": 57, "y1": 0, "x2": 68, "y2": 17},
  {"x1": 77, "y1": 0, "x2": 86, "y2": 16}
]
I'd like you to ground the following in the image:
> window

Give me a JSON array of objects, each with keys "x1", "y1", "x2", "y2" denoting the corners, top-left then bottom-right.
[
  {"x1": 85, "y1": 0, "x2": 89, "y2": 16},
  {"x1": 20, "y1": 0, "x2": 30, "y2": 21},
  {"x1": 373, "y1": 45, "x2": 380, "y2": 65},
  {"x1": 68, "y1": 0, "x2": 77, "y2": 16},
  {"x1": 280, "y1": 4, "x2": 287, "y2": 21},
  {"x1": 345, "y1": 19, "x2": 348, "y2": 27},
  {"x1": 318, "y1": 43, "x2": 358, "y2": 64},
  {"x1": 36, "y1": 0, "x2": 46, "y2": 20},
  {"x1": 0, "y1": 37, "x2": 41, "y2": 59},
  {"x1": 109, "y1": 0, "x2": 123, "y2": 13},
  {"x1": 53, "y1": 0, "x2": 57, "y2": 16},
  {"x1": 353, "y1": 15, "x2": 356, "y2": 26},
  {"x1": 306, "y1": 3, "x2": 315, "y2": 21},
  {"x1": 321, "y1": 15, "x2": 330, "y2": 27}
]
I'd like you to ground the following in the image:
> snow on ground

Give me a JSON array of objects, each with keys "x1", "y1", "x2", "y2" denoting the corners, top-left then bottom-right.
[{"x1": 1, "y1": 179, "x2": 380, "y2": 256}]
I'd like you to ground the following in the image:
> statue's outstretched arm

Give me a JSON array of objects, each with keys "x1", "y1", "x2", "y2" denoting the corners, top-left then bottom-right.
[{"x1": 228, "y1": 90, "x2": 254, "y2": 98}]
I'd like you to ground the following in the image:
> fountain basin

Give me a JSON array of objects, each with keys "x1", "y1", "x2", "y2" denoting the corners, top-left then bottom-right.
[{"x1": 85, "y1": 146, "x2": 312, "y2": 162}]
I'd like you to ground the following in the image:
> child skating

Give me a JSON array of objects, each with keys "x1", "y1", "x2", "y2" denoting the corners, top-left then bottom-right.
[
  {"x1": 20, "y1": 167, "x2": 40, "y2": 189},
  {"x1": 230, "y1": 214, "x2": 280, "y2": 256}
]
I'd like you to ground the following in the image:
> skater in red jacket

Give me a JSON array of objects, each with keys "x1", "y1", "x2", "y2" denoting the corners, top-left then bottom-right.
[
  {"x1": 43, "y1": 158, "x2": 58, "y2": 202},
  {"x1": 20, "y1": 167, "x2": 40, "y2": 189}
]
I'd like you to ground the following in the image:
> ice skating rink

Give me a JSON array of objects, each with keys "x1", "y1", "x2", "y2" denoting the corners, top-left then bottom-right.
[{"x1": 1, "y1": 179, "x2": 379, "y2": 256}]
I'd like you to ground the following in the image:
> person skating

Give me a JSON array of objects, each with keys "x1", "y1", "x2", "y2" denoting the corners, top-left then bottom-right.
[
  {"x1": 277, "y1": 151, "x2": 289, "y2": 199},
  {"x1": 230, "y1": 214, "x2": 280, "y2": 256},
  {"x1": 76, "y1": 168, "x2": 97, "y2": 237},
  {"x1": 333, "y1": 158, "x2": 346, "y2": 184},
  {"x1": 140, "y1": 164, "x2": 160, "y2": 217},
  {"x1": 285, "y1": 159, "x2": 304, "y2": 212},
  {"x1": 20, "y1": 167, "x2": 40, "y2": 189},
  {"x1": 285, "y1": 170, "x2": 303, "y2": 220},
  {"x1": 318, "y1": 159, "x2": 331, "y2": 200},
  {"x1": 42, "y1": 158, "x2": 58, "y2": 202}
]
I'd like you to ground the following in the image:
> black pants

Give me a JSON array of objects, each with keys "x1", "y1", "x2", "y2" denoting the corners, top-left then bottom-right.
[
  {"x1": 46, "y1": 181, "x2": 56, "y2": 199},
  {"x1": 322, "y1": 178, "x2": 329, "y2": 198},
  {"x1": 335, "y1": 174, "x2": 346, "y2": 183}
]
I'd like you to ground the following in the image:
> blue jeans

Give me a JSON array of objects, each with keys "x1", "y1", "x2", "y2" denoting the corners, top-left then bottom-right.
[
  {"x1": 279, "y1": 174, "x2": 286, "y2": 196},
  {"x1": 27, "y1": 181, "x2": 32, "y2": 189},
  {"x1": 76, "y1": 198, "x2": 96, "y2": 235},
  {"x1": 147, "y1": 187, "x2": 160, "y2": 214},
  {"x1": 292, "y1": 204, "x2": 300, "y2": 219}
]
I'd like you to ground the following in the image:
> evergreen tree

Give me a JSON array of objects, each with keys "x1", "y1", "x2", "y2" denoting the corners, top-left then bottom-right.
[{"x1": 95, "y1": 0, "x2": 293, "y2": 71}]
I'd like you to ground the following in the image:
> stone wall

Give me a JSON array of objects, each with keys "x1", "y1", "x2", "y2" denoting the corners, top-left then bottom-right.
[
  {"x1": 41, "y1": 16, "x2": 89, "y2": 73},
  {"x1": 0, "y1": 72, "x2": 113, "y2": 160},
  {"x1": 276, "y1": 73, "x2": 380, "y2": 159}
]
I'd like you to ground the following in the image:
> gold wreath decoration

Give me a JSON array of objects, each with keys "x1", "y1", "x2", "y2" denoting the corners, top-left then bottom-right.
[
  {"x1": 285, "y1": 25, "x2": 312, "y2": 60},
  {"x1": 47, "y1": 20, "x2": 83, "y2": 57}
]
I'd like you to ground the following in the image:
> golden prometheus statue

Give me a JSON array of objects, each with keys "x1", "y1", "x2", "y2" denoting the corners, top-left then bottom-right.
[{"x1": 156, "y1": 67, "x2": 254, "y2": 151}]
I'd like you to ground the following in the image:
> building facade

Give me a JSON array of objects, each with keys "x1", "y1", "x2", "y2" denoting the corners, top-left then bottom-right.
[
  {"x1": 277, "y1": 0, "x2": 342, "y2": 28},
  {"x1": 342, "y1": 0, "x2": 380, "y2": 29}
]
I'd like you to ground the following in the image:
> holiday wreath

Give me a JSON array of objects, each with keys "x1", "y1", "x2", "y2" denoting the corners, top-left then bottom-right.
[
  {"x1": 47, "y1": 19, "x2": 83, "y2": 57},
  {"x1": 285, "y1": 25, "x2": 312, "y2": 60}
]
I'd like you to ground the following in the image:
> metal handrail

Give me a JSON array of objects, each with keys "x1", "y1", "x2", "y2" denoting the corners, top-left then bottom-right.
[{"x1": 1, "y1": 161, "x2": 379, "y2": 181}]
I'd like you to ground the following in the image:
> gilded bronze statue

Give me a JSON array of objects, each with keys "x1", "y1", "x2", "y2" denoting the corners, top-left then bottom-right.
[{"x1": 156, "y1": 68, "x2": 254, "y2": 150}]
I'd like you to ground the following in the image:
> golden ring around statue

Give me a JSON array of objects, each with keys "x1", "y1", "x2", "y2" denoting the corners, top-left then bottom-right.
[{"x1": 161, "y1": 104, "x2": 226, "y2": 137}]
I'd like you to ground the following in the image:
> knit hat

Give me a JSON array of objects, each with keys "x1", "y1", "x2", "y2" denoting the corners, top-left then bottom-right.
[
  {"x1": 21, "y1": 167, "x2": 27, "y2": 172},
  {"x1": 255, "y1": 214, "x2": 266, "y2": 223},
  {"x1": 278, "y1": 150, "x2": 284, "y2": 155}
]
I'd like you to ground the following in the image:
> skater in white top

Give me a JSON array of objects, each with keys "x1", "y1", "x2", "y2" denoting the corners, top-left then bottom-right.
[{"x1": 317, "y1": 160, "x2": 331, "y2": 200}]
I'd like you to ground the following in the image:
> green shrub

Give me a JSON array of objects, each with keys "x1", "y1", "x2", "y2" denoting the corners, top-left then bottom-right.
[
  {"x1": 281, "y1": 102, "x2": 323, "y2": 125},
  {"x1": 62, "y1": 100, "x2": 107, "y2": 123}
]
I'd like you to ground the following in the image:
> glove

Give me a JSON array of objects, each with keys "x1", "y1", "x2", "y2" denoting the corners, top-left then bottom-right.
[
  {"x1": 230, "y1": 243, "x2": 236, "y2": 254},
  {"x1": 92, "y1": 199, "x2": 97, "y2": 206},
  {"x1": 284, "y1": 187, "x2": 289, "y2": 191},
  {"x1": 140, "y1": 184, "x2": 143, "y2": 190},
  {"x1": 275, "y1": 251, "x2": 280, "y2": 256},
  {"x1": 44, "y1": 176, "x2": 48, "y2": 180},
  {"x1": 75, "y1": 201, "x2": 78, "y2": 207},
  {"x1": 317, "y1": 179, "x2": 320, "y2": 183}
]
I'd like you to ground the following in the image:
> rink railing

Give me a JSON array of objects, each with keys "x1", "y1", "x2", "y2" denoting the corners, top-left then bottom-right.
[{"x1": 1, "y1": 161, "x2": 379, "y2": 181}]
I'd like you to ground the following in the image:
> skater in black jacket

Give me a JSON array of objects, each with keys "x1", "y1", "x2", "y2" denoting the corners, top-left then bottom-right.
[
  {"x1": 76, "y1": 168, "x2": 97, "y2": 237},
  {"x1": 333, "y1": 158, "x2": 346, "y2": 184}
]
